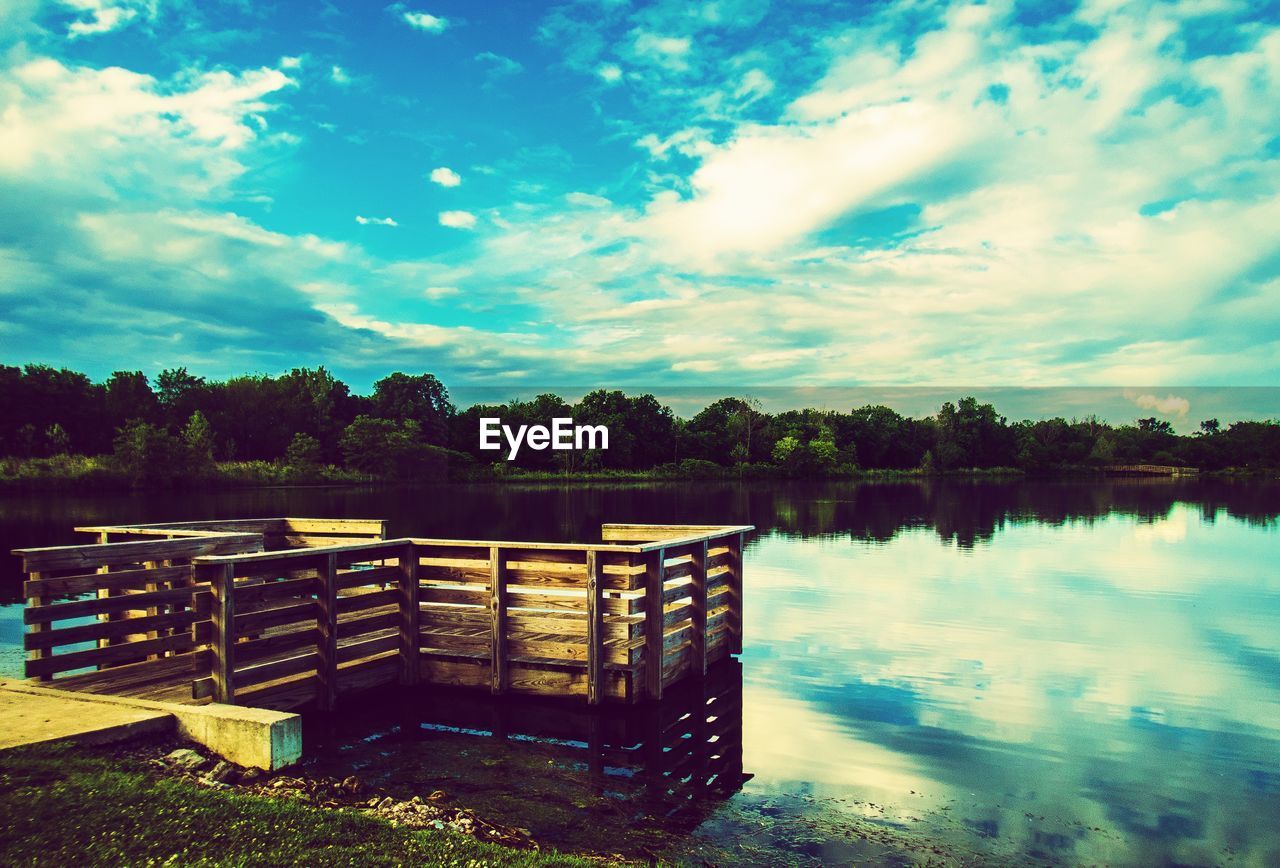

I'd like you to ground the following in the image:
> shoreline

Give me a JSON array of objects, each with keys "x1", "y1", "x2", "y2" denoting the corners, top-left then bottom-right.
[{"x1": 1, "y1": 461, "x2": 1271, "y2": 493}]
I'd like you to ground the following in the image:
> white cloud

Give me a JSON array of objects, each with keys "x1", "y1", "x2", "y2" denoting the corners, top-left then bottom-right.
[
  {"x1": 400, "y1": 9, "x2": 448, "y2": 33},
  {"x1": 597, "y1": 63, "x2": 623, "y2": 84},
  {"x1": 59, "y1": 0, "x2": 156, "y2": 38},
  {"x1": 632, "y1": 31, "x2": 692, "y2": 71},
  {"x1": 429, "y1": 166, "x2": 461, "y2": 187},
  {"x1": 565, "y1": 191, "x2": 611, "y2": 208},
  {"x1": 438, "y1": 210, "x2": 477, "y2": 229},
  {"x1": 423, "y1": 285, "x2": 459, "y2": 300},
  {"x1": 355, "y1": 215, "x2": 398, "y2": 227},
  {"x1": 1133, "y1": 393, "x2": 1192, "y2": 417},
  {"x1": 329, "y1": 65, "x2": 351, "y2": 86},
  {"x1": 474, "y1": 52, "x2": 523, "y2": 78},
  {"x1": 0, "y1": 57, "x2": 295, "y2": 196},
  {"x1": 279, "y1": 55, "x2": 303, "y2": 69}
]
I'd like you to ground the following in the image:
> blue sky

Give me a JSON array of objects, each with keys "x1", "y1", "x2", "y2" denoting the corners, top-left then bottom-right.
[{"x1": 1, "y1": 1, "x2": 1278, "y2": 417}]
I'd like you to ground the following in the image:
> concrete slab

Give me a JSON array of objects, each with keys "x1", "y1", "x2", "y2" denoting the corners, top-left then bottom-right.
[
  {"x1": 0, "y1": 688, "x2": 174, "y2": 750},
  {"x1": 0, "y1": 680, "x2": 302, "y2": 770}
]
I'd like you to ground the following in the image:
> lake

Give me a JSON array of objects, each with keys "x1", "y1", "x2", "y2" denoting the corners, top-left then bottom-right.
[{"x1": 2, "y1": 479, "x2": 1278, "y2": 864}]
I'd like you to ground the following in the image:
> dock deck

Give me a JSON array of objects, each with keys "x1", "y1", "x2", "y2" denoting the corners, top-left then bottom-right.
[{"x1": 12, "y1": 518, "x2": 751, "y2": 713}]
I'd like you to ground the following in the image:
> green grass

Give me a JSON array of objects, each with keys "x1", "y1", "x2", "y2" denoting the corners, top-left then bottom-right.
[{"x1": 0, "y1": 744, "x2": 606, "y2": 867}]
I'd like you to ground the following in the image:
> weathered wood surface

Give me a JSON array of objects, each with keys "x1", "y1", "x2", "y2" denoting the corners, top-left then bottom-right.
[{"x1": 19, "y1": 518, "x2": 750, "y2": 710}]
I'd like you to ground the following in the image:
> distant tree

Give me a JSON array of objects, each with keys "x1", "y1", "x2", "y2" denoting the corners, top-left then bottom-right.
[
  {"x1": 1199, "y1": 418, "x2": 1221, "y2": 436},
  {"x1": 934, "y1": 397, "x2": 1017, "y2": 469},
  {"x1": 105, "y1": 370, "x2": 160, "y2": 432},
  {"x1": 44, "y1": 424, "x2": 71, "y2": 455},
  {"x1": 181, "y1": 411, "x2": 216, "y2": 473},
  {"x1": 286, "y1": 433, "x2": 324, "y2": 468},
  {"x1": 1137, "y1": 417, "x2": 1174, "y2": 435},
  {"x1": 155, "y1": 367, "x2": 207, "y2": 429},
  {"x1": 112, "y1": 420, "x2": 191, "y2": 484},
  {"x1": 372, "y1": 373, "x2": 453, "y2": 446},
  {"x1": 340, "y1": 415, "x2": 447, "y2": 479}
]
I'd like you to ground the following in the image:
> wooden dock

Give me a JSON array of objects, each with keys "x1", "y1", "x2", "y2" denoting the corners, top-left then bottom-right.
[{"x1": 12, "y1": 518, "x2": 751, "y2": 712}]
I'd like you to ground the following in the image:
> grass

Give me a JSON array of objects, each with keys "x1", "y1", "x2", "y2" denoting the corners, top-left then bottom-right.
[{"x1": 0, "y1": 743, "x2": 607, "y2": 867}]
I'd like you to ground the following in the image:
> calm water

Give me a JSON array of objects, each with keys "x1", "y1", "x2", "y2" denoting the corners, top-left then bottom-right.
[{"x1": 2, "y1": 479, "x2": 1278, "y2": 864}]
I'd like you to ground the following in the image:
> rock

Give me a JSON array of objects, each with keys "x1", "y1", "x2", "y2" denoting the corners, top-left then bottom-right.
[
  {"x1": 239, "y1": 768, "x2": 264, "y2": 785},
  {"x1": 164, "y1": 748, "x2": 209, "y2": 772},
  {"x1": 341, "y1": 775, "x2": 362, "y2": 795},
  {"x1": 207, "y1": 760, "x2": 238, "y2": 785},
  {"x1": 366, "y1": 798, "x2": 380, "y2": 808},
  {"x1": 377, "y1": 797, "x2": 395, "y2": 811}
]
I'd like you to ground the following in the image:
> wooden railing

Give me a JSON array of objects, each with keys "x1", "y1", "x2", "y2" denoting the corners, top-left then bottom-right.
[{"x1": 14, "y1": 520, "x2": 751, "y2": 709}]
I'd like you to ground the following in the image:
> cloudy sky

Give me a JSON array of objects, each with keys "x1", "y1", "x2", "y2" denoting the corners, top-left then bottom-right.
[{"x1": 1, "y1": 0, "x2": 1278, "y2": 403}]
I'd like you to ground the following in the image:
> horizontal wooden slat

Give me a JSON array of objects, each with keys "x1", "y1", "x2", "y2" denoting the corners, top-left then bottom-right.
[
  {"x1": 23, "y1": 564, "x2": 192, "y2": 599},
  {"x1": 336, "y1": 633, "x2": 399, "y2": 664},
  {"x1": 418, "y1": 606, "x2": 490, "y2": 627},
  {"x1": 16, "y1": 534, "x2": 264, "y2": 573},
  {"x1": 234, "y1": 601, "x2": 316, "y2": 635},
  {"x1": 336, "y1": 588, "x2": 399, "y2": 614},
  {"x1": 234, "y1": 627, "x2": 322, "y2": 665},
  {"x1": 337, "y1": 609, "x2": 399, "y2": 637},
  {"x1": 25, "y1": 586, "x2": 196, "y2": 624},
  {"x1": 283, "y1": 518, "x2": 385, "y2": 535},
  {"x1": 421, "y1": 586, "x2": 489, "y2": 606},
  {"x1": 336, "y1": 565, "x2": 399, "y2": 590},
  {"x1": 235, "y1": 651, "x2": 321, "y2": 689},
  {"x1": 284, "y1": 534, "x2": 388, "y2": 549},
  {"x1": 234, "y1": 576, "x2": 319, "y2": 605},
  {"x1": 28, "y1": 632, "x2": 194, "y2": 677},
  {"x1": 25, "y1": 610, "x2": 196, "y2": 651}
]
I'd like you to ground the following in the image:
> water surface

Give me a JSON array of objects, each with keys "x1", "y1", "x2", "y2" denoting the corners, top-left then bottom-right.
[{"x1": 2, "y1": 479, "x2": 1277, "y2": 864}]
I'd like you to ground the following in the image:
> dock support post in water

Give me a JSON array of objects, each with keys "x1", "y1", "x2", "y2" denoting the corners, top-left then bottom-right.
[
  {"x1": 398, "y1": 542, "x2": 420, "y2": 686},
  {"x1": 585, "y1": 549, "x2": 602, "y2": 705},
  {"x1": 644, "y1": 547, "x2": 666, "y2": 702},
  {"x1": 489, "y1": 546, "x2": 508, "y2": 695}
]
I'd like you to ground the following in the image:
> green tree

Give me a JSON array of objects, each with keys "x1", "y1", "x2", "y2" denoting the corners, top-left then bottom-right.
[
  {"x1": 286, "y1": 433, "x2": 324, "y2": 468},
  {"x1": 371, "y1": 373, "x2": 453, "y2": 446}
]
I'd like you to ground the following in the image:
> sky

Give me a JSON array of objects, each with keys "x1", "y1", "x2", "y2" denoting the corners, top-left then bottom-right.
[{"x1": 1, "y1": 0, "x2": 1278, "y2": 419}]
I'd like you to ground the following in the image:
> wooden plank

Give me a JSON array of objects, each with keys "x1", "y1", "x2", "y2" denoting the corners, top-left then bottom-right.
[
  {"x1": 586, "y1": 549, "x2": 603, "y2": 705},
  {"x1": 15, "y1": 534, "x2": 264, "y2": 573},
  {"x1": 506, "y1": 612, "x2": 588, "y2": 637},
  {"x1": 25, "y1": 586, "x2": 195, "y2": 625},
  {"x1": 317, "y1": 552, "x2": 338, "y2": 711},
  {"x1": 23, "y1": 564, "x2": 192, "y2": 598},
  {"x1": 283, "y1": 534, "x2": 389, "y2": 549},
  {"x1": 335, "y1": 587, "x2": 399, "y2": 615},
  {"x1": 233, "y1": 576, "x2": 319, "y2": 606},
  {"x1": 419, "y1": 606, "x2": 490, "y2": 627},
  {"x1": 234, "y1": 627, "x2": 322, "y2": 665},
  {"x1": 283, "y1": 518, "x2": 386, "y2": 536},
  {"x1": 337, "y1": 609, "x2": 399, "y2": 637},
  {"x1": 644, "y1": 548, "x2": 665, "y2": 701},
  {"x1": 235, "y1": 651, "x2": 321, "y2": 689},
  {"x1": 337, "y1": 564, "x2": 399, "y2": 590},
  {"x1": 421, "y1": 586, "x2": 489, "y2": 606},
  {"x1": 691, "y1": 540, "x2": 708, "y2": 678},
  {"x1": 234, "y1": 601, "x2": 317, "y2": 635},
  {"x1": 337, "y1": 633, "x2": 400, "y2": 665},
  {"x1": 490, "y1": 545, "x2": 507, "y2": 695},
  {"x1": 211, "y1": 563, "x2": 235, "y2": 704},
  {"x1": 398, "y1": 542, "x2": 419, "y2": 686},
  {"x1": 26, "y1": 610, "x2": 196, "y2": 651}
]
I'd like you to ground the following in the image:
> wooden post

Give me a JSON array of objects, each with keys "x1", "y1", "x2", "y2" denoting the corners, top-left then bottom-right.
[
  {"x1": 585, "y1": 549, "x2": 603, "y2": 705},
  {"x1": 489, "y1": 546, "x2": 507, "y2": 695},
  {"x1": 96, "y1": 531, "x2": 110, "y2": 654},
  {"x1": 399, "y1": 542, "x2": 420, "y2": 685},
  {"x1": 317, "y1": 552, "x2": 339, "y2": 711},
  {"x1": 26, "y1": 570, "x2": 50, "y2": 682},
  {"x1": 690, "y1": 540, "x2": 708, "y2": 678},
  {"x1": 728, "y1": 533, "x2": 744, "y2": 655},
  {"x1": 644, "y1": 547, "x2": 666, "y2": 701},
  {"x1": 211, "y1": 563, "x2": 236, "y2": 704}
]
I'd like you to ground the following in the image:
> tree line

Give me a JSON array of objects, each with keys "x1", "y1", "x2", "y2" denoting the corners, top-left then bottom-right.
[{"x1": 0, "y1": 363, "x2": 1276, "y2": 485}]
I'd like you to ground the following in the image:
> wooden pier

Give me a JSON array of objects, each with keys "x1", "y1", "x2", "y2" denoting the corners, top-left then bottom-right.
[{"x1": 13, "y1": 518, "x2": 751, "y2": 712}]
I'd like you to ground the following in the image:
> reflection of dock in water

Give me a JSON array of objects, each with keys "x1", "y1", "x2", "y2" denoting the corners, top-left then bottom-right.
[
  {"x1": 319, "y1": 659, "x2": 750, "y2": 830},
  {"x1": 1104, "y1": 464, "x2": 1199, "y2": 476}
]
